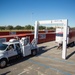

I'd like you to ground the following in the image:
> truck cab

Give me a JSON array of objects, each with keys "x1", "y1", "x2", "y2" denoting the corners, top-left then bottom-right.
[
  {"x1": 0, "y1": 41, "x2": 22, "y2": 68},
  {"x1": 0, "y1": 37, "x2": 37, "y2": 68}
]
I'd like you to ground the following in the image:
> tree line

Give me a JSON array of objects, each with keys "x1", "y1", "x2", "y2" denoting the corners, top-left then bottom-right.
[{"x1": 0, "y1": 25, "x2": 54, "y2": 30}]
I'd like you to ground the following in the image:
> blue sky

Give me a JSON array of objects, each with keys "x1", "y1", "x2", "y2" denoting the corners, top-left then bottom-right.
[{"x1": 0, "y1": 0, "x2": 75, "y2": 27}]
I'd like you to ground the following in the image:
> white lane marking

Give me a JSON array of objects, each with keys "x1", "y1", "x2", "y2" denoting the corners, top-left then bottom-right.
[
  {"x1": 18, "y1": 69, "x2": 29, "y2": 75},
  {"x1": 18, "y1": 70, "x2": 26, "y2": 75}
]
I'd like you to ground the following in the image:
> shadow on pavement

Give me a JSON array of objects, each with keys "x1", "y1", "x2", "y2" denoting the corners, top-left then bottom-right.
[
  {"x1": 0, "y1": 71, "x2": 11, "y2": 75},
  {"x1": 7, "y1": 55, "x2": 31, "y2": 68},
  {"x1": 36, "y1": 45, "x2": 57, "y2": 56},
  {"x1": 66, "y1": 51, "x2": 75, "y2": 59},
  {"x1": 1, "y1": 45, "x2": 57, "y2": 68}
]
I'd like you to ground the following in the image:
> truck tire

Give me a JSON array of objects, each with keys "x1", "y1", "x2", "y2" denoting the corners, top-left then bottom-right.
[
  {"x1": 0, "y1": 59, "x2": 7, "y2": 68},
  {"x1": 31, "y1": 49, "x2": 37, "y2": 56}
]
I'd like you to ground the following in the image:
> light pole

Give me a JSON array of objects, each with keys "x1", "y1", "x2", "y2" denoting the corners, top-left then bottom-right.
[{"x1": 31, "y1": 13, "x2": 33, "y2": 31}]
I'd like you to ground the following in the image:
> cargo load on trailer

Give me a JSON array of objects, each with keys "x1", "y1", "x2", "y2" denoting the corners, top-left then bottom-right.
[{"x1": 56, "y1": 27, "x2": 75, "y2": 47}]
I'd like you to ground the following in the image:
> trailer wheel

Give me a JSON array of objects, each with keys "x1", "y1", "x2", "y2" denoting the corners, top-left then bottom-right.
[
  {"x1": 74, "y1": 41, "x2": 75, "y2": 46},
  {"x1": 70, "y1": 42, "x2": 74, "y2": 47},
  {"x1": 31, "y1": 49, "x2": 37, "y2": 56},
  {"x1": 0, "y1": 59, "x2": 7, "y2": 68}
]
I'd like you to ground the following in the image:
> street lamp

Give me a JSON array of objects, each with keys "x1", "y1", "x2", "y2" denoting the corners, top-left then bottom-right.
[{"x1": 31, "y1": 13, "x2": 34, "y2": 31}]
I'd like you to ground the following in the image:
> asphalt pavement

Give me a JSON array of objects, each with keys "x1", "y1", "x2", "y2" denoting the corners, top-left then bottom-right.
[{"x1": 0, "y1": 41, "x2": 75, "y2": 75}]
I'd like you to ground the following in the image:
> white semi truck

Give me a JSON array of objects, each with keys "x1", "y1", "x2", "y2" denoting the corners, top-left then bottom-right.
[{"x1": 0, "y1": 36, "x2": 38, "y2": 68}]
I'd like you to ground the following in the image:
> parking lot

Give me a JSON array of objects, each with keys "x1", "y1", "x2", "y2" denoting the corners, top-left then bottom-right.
[{"x1": 0, "y1": 41, "x2": 75, "y2": 75}]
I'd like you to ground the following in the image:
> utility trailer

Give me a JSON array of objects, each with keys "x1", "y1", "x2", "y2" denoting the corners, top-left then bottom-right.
[
  {"x1": 0, "y1": 37, "x2": 37, "y2": 68},
  {"x1": 56, "y1": 27, "x2": 75, "y2": 47}
]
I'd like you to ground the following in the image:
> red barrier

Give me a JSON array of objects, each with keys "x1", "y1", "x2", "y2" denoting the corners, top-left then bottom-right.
[
  {"x1": 0, "y1": 32, "x2": 9, "y2": 36},
  {"x1": 0, "y1": 30, "x2": 54, "y2": 36},
  {"x1": 16, "y1": 31, "x2": 32, "y2": 34},
  {"x1": 38, "y1": 33, "x2": 55, "y2": 43},
  {"x1": 0, "y1": 30, "x2": 75, "y2": 44},
  {"x1": 0, "y1": 33, "x2": 55, "y2": 43}
]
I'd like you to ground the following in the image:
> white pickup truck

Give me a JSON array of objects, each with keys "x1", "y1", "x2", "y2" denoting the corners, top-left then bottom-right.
[{"x1": 0, "y1": 37, "x2": 37, "y2": 68}]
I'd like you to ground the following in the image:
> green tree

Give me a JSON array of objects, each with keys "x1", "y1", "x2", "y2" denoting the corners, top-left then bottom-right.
[
  {"x1": 6, "y1": 25, "x2": 13, "y2": 30},
  {"x1": 0, "y1": 26, "x2": 6, "y2": 30},
  {"x1": 47, "y1": 27, "x2": 54, "y2": 30},
  {"x1": 24, "y1": 25, "x2": 34, "y2": 30},
  {"x1": 39, "y1": 26, "x2": 46, "y2": 30},
  {"x1": 14, "y1": 25, "x2": 24, "y2": 30}
]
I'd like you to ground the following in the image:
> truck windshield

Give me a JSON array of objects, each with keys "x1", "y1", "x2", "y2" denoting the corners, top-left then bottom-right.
[{"x1": 0, "y1": 43, "x2": 8, "y2": 51}]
